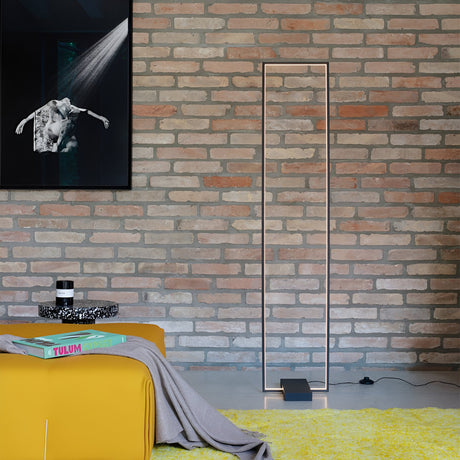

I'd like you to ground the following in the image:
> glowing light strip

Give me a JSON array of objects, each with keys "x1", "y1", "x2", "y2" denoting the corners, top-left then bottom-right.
[{"x1": 262, "y1": 62, "x2": 330, "y2": 393}]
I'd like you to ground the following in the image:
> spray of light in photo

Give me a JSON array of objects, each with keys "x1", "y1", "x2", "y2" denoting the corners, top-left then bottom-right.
[{"x1": 59, "y1": 18, "x2": 128, "y2": 104}]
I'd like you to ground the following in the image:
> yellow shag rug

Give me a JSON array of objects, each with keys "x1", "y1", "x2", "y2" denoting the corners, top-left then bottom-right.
[{"x1": 149, "y1": 408, "x2": 459, "y2": 459}]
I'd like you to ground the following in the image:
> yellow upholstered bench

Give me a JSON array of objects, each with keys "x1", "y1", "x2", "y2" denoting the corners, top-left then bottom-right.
[{"x1": 0, "y1": 322, "x2": 165, "y2": 460}]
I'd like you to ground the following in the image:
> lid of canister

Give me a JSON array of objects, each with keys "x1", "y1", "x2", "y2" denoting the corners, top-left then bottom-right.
[{"x1": 56, "y1": 280, "x2": 74, "y2": 289}]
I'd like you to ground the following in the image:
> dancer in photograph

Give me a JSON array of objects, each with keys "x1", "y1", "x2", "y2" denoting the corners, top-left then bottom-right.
[{"x1": 15, "y1": 97, "x2": 109, "y2": 153}]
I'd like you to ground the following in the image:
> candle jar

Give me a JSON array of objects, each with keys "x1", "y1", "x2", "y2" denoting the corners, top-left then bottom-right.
[{"x1": 56, "y1": 280, "x2": 74, "y2": 307}]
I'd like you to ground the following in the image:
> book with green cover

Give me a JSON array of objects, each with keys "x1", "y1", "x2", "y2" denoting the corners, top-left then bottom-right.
[{"x1": 13, "y1": 329, "x2": 126, "y2": 359}]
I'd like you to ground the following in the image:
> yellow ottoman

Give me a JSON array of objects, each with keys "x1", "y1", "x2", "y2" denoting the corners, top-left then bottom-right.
[{"x1": 0, "y1": 322, "x2": 165, "y2": 460}]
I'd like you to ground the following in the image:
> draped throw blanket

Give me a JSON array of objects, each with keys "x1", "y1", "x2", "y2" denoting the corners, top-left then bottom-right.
[{"x1": 0, "y1": 334, "x2": 272, "y2": 460}]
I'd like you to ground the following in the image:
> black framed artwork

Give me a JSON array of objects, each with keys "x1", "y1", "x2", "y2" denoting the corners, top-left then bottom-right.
[{"x1": 0, "y1": 0, "x2": 131, "y2": 189}]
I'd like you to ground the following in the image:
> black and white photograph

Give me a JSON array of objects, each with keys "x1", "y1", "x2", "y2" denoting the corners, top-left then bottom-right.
[{"x1": 0, "y1": 0, "x2": 131, "y2": 188}]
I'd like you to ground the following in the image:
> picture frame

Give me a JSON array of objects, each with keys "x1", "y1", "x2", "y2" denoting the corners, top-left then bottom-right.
[{"x1": 0, "y1": 0, "x2": 132, "y2": 189}]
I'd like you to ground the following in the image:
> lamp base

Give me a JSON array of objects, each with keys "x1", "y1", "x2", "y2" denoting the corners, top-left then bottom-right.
[{"x1": 280, "y1": 378, "x2": 312, "y2": 401}]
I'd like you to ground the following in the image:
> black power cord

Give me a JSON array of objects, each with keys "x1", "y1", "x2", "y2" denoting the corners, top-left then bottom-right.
[{"x1": 308, "y1": 377, "x2": 460, "y2": 388}]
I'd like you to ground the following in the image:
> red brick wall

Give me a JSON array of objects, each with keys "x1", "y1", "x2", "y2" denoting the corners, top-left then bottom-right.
[{"x1": 1, "y1": 1, "x2": 458, "y2": 370}]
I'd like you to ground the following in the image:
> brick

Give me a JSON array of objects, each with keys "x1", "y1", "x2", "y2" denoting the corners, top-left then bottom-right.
[
  {"x1": 94, "y1": 205, "x2": 144, "y2": 217},
  {"x1": 65, "y1": 247, "x2": 114, "y2": 259},
  {"x1": 200, "y1": 205, "x2": 250, "y2": 217},
  {"x1": 206, "y1": 33, "x2": 255, "y2": 45},
  {"x1": 335, "y1": 18, "x2": 384, "y2": 29},
  {"x1": 30, "y1": 262, "x2": 80, "y2": 273},
  {"x1": 165, "y1": 278, "x2": 211, "y2": 291},
  {"x1": 133, "y1": 105, "x2": 177, "y2": 117},
  {"x1": 133, "y1": 32, "x2": 150, "y2": 44},
  {"x1": 338, "y1": 105, "x2": 388, "y2": 117},
  {"x1": 346, "y1": 321, "x2": 404, "y2": 334},
  {"x1": 89, "y1": 232, "x2": 141, "y2": 244},
  {"x1": 419, "y1": 353, "x2": 460, "y2": 364},
  {"x1": 388, "y1": 19, "x2": 439, "y2": 30},
  {"x1": 412, "y1": 206, "x2": 460, "y2": 219},
  {"x1": 204, "y1": 176, "x2": 252, "y2": 188},
  {"x1": 332, "y1": 190, "x2": 380, "y2": 203},
  {"x1": 133, "y1": 3, "x2": 151, "y2": 13},
  {"x1": 370, "y1": 91, "x2": 418, "y2": 103},
  {"x1": 419, "y1": 34, "x2": 460, "y2": 45},
  {"x1": 421, "y1": 118, "x2": 460, "y2": 130},
  {"x1": 368, "y1": 62, "x2": 417, "y2": 74},
  {"x1": 139, "y1": 263, "x2": 188, "y2": 275},
  {"x1": 262, "y1": 3, "x2": 311, "y2": 14},
  {"x1": 367, "y1": 352, "x2": 417, "y2": 364},
  {"x1": 384, "y1": 305, "x2": 431, "y2": 321},
  {"x1": 150, "y1": 61, "x2": 200, "y2": 74},
  {"x1": 444, "y1": 338, "x2": 460, "y2": 349},
  {"x1": 229, "y1": 18, "x2": 279, "y2": 29},
  {"x1": 372, "y1": 148, "x2": 421, "y2": 160},
  {"x1": 408, "y1": 293, "x2": 457, "y2": 305},
  {"x1": 175, "y1": 17, "x2": 225, "y2": 30},
  {"x1": 361, "y1": 177, "x2": 411, "y2": 189},
  {"x1": 204, "y1": 62, "x2": 254, "y2": 75},
  {"x1": 336, "y1": 162, "x2": 386, "y2": 175},
  {"x1": 358, "y1": 207, "x2": 409, "y2": 218},
  {"x1": 154, "y1": 2, "x2": 204, "y2": 14},
  {"x1": 195, "y1": 321, "x2": 246, "y2": 333},
  {"x1": 169, "y1": 191, "x2": 219, "y2": 202},
  {"x1": 408, "y1": 264, "x2": 457, "y2": 276},
  {"x1": 337, "y1": 133, "x2": 388, "y2": 145},
  {"x1": 111, "y1": 277, "x2": 161, "y2": 289},
  {"x1": 7, "y1": 306, "x2": 38, "y2": 317},
  {"x1": 328, "y1": 352, "x2": 363, "y2": 363},
  {"x1": 366, "y1": 33, "x2": 415, "y2": 45},
  {"x1": 420, "y1": 3, "x2": 460, "y2": 15},
  {"x1": 340, "y1": 78, "x2": 389, "y2": 91},
  {"x1": 439, "y1": 192, "x2": 460, "y2": 204},
  {"x1": 281, "y1": 18, "x2": 329, "y2": 30},
  {"x1": 353, "y1": 293, "x2": 403, "y2": 305},
  {"x1": 118, "y1": 306, "x2": 165, "y2": 318},
  {"x1": 423, "y1": 92, "x2": 460, "y2": 105},
  {"x1": 333, "y1": 47, "x2": 384, "y2": 59},
  {"x1": 340, "y1": 221, "x2": 390, "y2": 232},
  {"x1": 192, "y1": 264, "x2": 242, "y2": 275},
  {"x1": 178, "y1": 219, "x2": 227, "y2": 231},
  {"x1": 144, "y1": 232, "x2": 194, "y2": 245},
  {"x1": 377, "y1": 279, "x2": 427, "y2": 291},
  {"x1": 388, "y1": 47, "x2": 439, "y2": 59},
  {"x1": 173, "y1": 161, "x2": 222, "y2": 174},
  {"x1": 315, "y1": 2, "x2": 362, "y2": 15},
  {"x1": 178, "y1": 133, "x2": 228, "y2": 144},
  {"x1": 339, "y1": 337, "x2": 387, "y2": 348},
  {"x1": 313, "y1": 33, "x2": 363, "y2": 44},
  {"x1": 353, "y1": 264, "x2": 403, "y2": 276},
  {"x1": 40, "y1": 204, "x2": 90, "y2": 216},
  {"x1": 209, "y1": 3, "x2": 257, "y2": 14},
  {"x1": 332, "y1": 249, "x2": 383, "y2": 261},
  {"x1": 391, "y1": 134, "x2": 441, "y2": 146},
  {"x1": 394, "y1": 220, "x2": 443, "y2": 233},
  {"x1": 410, "y1": 323, "x2": 460, "y2": 335},
  {"x1": 279, "y1": 47, "x2": 330, "y2": 60},
  {"x1": 216, "y1": 278, "x2": 261, "y2": 290},
  {"x1": 259, "y1": 33, "x2": 310, "y2": 44},
  {"x1": 0, "y1": 232, "x2": 31, "y2": 243},
  {"x1": 416, "y1": 234, "x2": 460, "y2": 246},
  {"x1": 384, "y1": 191, "x2": 434, "y2": 203},
  {"x1": 133, "y1": 17, "x2": 170, "y2": 29},
  {"x1": 171, "y1": 248, "x2": 220, "y2": 260}
]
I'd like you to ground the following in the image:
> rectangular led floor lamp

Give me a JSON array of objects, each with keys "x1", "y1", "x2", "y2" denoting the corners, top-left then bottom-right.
[{"x1": 262, "y1": 62, "x2": 330, "y2": 400}]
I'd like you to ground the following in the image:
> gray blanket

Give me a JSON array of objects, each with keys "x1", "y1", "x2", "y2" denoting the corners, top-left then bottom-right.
[{"x1": 0, "y1": 334, "x2": 272, "y2": 460}]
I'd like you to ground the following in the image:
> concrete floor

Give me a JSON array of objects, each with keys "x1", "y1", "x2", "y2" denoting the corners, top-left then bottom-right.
[{"x1": 181, "y1": 369, "x2": 460, "y2": 410}]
